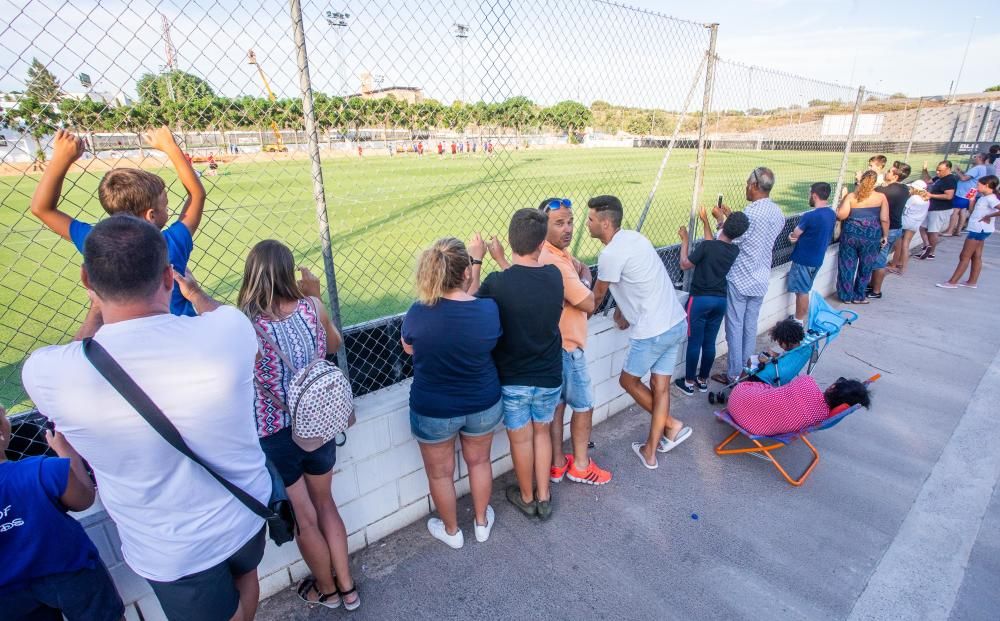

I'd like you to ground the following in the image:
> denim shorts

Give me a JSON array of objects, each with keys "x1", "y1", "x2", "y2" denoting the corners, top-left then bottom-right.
[
  {"x1": 786, "y1": 262, "x2": 820, "y2": 294},
  {"x1": 502, "y1": 385, "x2": 561, "y2": 430},
  {"x1": 952, "y1": 197, "x2": 971, "y2": 210},
  {"x1": 968, "y1": 231, "x2": 992, "y2": 241},
  {"x1": 875, "y1": 228, "x2": 903, "y2": 269},
  {"x1": 259, "y1": 427, "x2": 337, "y2": 487},
  {"x1": 560, "y1": 348, "x2": 594, "y2": 413},
  {"x1": 623, "y1": 320, "x2": 686, "y2": 377},
  {"x1": 409, "y1": 399, "x2": 502, "y2": 444}
]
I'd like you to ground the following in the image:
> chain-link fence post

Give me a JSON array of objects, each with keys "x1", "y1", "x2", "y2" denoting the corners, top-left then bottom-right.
[
  {"x1": 289, "y1": 0, "x2": 349, "y2": 378},
  {"x1": 943, "y1": 109, "x2": 963, "y2": 161},
  {"x1": 634, "y1": 54, "x2": 707, "y2": 233},
  {"x1": 904, "y1": 96, "x2": 924, "y2": 162},
  {"x1": 833, "y1": 86, "x2": 865, "y2": 205},
  {"x1": 682, "y1": 23, "x2": 718, "y2": 290}
]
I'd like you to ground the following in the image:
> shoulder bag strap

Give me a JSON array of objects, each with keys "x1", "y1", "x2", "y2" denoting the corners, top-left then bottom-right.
[{"x1": 81, "y1": 338, "x2": 273, "y2": 521}]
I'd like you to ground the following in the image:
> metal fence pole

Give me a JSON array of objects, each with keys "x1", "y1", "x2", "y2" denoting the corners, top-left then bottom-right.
[
  {"x1": 833, "y1": 86, "x2": 865, "y2": 206},
  {"x1": 290, "y1": 0, "x2": 350, "y2": 377},
  {"x1": 634, "y1": 53, "x2": 707, "y2": 233},
  {"x1": 943, "y1": 108, "x2": 962, "y2": 161},
  {"x1": 681, "y1": 23, "x2": 717, "y2": 290},
  {"x1": 904, "y1": 96, "x2": 923, "y2": 162}
]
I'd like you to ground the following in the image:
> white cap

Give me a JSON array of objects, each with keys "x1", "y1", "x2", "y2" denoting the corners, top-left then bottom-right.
[{"x1": 909, "y1": 179, "x2": 927, "y2": 190}]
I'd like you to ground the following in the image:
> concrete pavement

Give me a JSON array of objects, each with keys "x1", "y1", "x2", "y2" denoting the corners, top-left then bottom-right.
[{"x1": 257, "y1": 234, "x2": 1000, "y2": 621}]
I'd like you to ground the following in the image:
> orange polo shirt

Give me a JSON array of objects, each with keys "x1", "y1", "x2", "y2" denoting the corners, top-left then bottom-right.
[{"x1": 539, "y1": 241, "x2": 591, "y2": 352}]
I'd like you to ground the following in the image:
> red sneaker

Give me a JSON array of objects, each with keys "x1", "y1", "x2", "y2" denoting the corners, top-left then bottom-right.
[
  {"x1": 566, "y1": 458, "x2": 612, "y2": 486},
  {"x1": 550, "y1": 454, "x2": 574, "y2": 483}
]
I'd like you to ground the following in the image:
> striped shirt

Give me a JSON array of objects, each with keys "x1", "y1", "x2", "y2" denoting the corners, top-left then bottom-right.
[
  {"x1": 252, "y1": 299, "x2": 326, "y2": 437},
  {"x1": 725, "y1": 198, "x2": 785, "y2": 297}
]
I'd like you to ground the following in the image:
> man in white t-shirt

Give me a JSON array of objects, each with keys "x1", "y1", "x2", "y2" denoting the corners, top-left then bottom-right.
[
  {"x1": 22, "y1": 216, "x2": 270, "y2": 621},
  {"x1": 588, "y1": 195, "x2": 691, "y2": 470}
]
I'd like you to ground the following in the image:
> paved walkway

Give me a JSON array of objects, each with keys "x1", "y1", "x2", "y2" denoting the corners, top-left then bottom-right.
[{"x1": 258, "y1": 236, "x2": 1000, "y2": 621}]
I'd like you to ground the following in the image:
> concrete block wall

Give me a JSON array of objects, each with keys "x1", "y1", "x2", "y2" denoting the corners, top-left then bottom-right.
[{"x1": 76, "y1": 244, "x2": 846, "y2": 617}]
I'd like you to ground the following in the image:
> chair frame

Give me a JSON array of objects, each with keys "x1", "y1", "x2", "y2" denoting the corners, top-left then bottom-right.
[{"x1": 714, "y1": 430, "x2": 819, "y2": 487}]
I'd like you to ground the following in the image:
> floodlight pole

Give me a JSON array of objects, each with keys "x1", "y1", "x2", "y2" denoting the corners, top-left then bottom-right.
[
  {"x1": 683, "y1": 24, "x2": 718, "y2": 248},
  {"x1": 904, "y1": 96, "x2": 924, "y2": 162},
  {"x1": 291, "y1": 0, "x2": 349, "y2": 378}
]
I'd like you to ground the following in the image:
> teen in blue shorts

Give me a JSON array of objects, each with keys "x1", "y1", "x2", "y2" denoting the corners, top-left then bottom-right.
[
  {"x1": 787, "y1": 182, "x2": 836, "y2": 320},
  {"x1": 0, "y1": 409, "x2": 124, "y2": 621}
]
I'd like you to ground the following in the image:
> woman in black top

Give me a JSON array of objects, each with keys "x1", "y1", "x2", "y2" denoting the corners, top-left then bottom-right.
[{"x1": 676, "y1": 209, "x2": 750, "y2": 395}]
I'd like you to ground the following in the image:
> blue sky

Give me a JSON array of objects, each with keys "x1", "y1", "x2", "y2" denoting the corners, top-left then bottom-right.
[
  {"x1": 1, "y1": 0, "x2": 996, "y2": 109},
  {"x1": 630, "y1": 0, "x2": 999, "y2": 96}
]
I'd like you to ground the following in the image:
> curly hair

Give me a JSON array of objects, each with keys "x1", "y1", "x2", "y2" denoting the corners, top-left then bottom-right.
[
  {"x1": 855, "y1": 169, "x2": 877, "y2": 203},
  {"x1": 824, "y1": 378, "x2": 871, "y2": 410},
  {"x1": 769, "y1": 318, "x2": 805, "y2": 350}
]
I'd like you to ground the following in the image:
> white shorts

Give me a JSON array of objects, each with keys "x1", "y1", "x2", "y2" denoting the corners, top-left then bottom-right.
[
  {"x1": 925, "y1": 210, "x2": 951, "y2": 233},
  {"x1": 901, "y1": 215, "x2": 923, "y2": 232}
]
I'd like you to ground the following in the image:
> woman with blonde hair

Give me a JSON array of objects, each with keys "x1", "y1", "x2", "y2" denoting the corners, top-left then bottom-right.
[
  {"x1": 401, "y1": 235, "x2": 502, "y2": 549},
  {"x1": 836, "y1": 170, "x2": 889, "y2": 303},
  {"x1": 239, "y1": 239, "x2": 359, "y2": 611}
]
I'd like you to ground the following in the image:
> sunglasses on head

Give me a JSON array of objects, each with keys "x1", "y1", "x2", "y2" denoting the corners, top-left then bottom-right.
[{"x1": 543, "y1": 198, "x2": 572, "y2": 211}]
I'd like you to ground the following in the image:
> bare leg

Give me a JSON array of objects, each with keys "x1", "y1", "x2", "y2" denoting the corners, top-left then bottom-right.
[
  {"x1": 569, "y1": 410, "x2": 593, "y2": 470},
  {"x1": 919, "y1": 227, "x2": 929, "y2": 249},
  {"x1": 550, "y1": 402, "x2": 568, "y2": 469},
  {"x1": 507, "y1": 425, "x2": 535, "y2": 503},
  {"x1": 894, "y1": 230, "x2": 915, "y2": 273},
  {"x1": 927, "y1": 231, "x2": 940, "y2": 255},
  {"x1": 958, "y1": 209, "x2": 970, "y2": 232},
  {"x1": 870, "y1": 268, "x2": 886, "y2": 294},
  {"x1": 285, "y1": 478, "x2": 336, "y2": 595},
  {"x1": 533, "y1": 422, "x2": 552, "y2": 501},
  {"x1": 231, "y1": 569, "x2": 259, "y2": 621},
  {"x1": 419, "y1": 438, "x2": 459, "y2": 533},
  {"x1": 946, "y1": 209, "x2": 960, "y2": 235},
  {"x1": 619, "y1": 372, "x2": 681, "y2": 444},
  {"x1": 459, "y1": 432, "x2": 495, "y2": 526},
  {"x1": 638, "y1": 374, "x2": 672, "y2": 465},
  {"x1": 946, "y1": 239, "x2": 976, "y2": 284},
  {"x1": 794, "y1": 293, "x2": 809, "y2": 322},
  {"x1": 304, "y1": 471, "x2": 356, "y2": 605},
  {"x1": 967, "y1": 241, "x2": 986, "y2": 285}
]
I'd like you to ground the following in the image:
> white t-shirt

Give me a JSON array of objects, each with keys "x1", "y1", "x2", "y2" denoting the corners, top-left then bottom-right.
[
  {"x1": 902, "y1": 193, "x2": 930, "y2": 227},
  {"x1": 22, "y1": 306, "x2": 270, "y2": 582},
  {"x1": 968, "y1": 193, "x2": 1000, "y2": 234},
  {"x1": 597, "y1": 229, "x2": 687, "y2": 340}
]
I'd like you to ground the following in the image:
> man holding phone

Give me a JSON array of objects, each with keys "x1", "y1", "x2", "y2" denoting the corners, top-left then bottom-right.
[{"x1": 787, "y1": 182, "x2": 836, "y2": 321}]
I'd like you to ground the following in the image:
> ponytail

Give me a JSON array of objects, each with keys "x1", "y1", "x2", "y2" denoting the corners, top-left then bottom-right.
[{"x1": 415, "y1": 237, "x2": 470, "y2": 305}]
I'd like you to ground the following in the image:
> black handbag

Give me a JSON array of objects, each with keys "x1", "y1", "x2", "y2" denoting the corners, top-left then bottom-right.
[{"x1": 82, "y1": 337, "x2": 297, "y2": 546}]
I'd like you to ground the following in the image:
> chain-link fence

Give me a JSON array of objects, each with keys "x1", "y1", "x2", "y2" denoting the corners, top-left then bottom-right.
[{"x1": 2, "y1": 1, "x2": 999, "y2": 426}]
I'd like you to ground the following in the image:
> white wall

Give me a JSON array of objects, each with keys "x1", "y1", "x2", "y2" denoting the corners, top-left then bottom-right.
[{"x1": 76, "y1": 244, "x2": 843, "y2": 619}]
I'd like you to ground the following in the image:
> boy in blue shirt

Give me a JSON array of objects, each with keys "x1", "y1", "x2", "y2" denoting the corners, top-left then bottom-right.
[
  {"x1": 30, "y1": 127, "x2": 206, "y2": 316},
  {"x1": 787, "y1": 182, "x2": 836, "y2": 322},
  {"x1": 0, "y1": 408, "x2": 124, "y2": 620}
]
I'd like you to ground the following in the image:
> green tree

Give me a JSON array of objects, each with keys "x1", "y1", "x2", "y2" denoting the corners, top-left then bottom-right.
[
  {"x1": 25, "y1": 58, "x2": 62, "y2": 102},
  {"x1": 544, "y1": 100, "x2": 592, "y2": 135},
  {"x1": 625, "y1": 115, "x2": 651, "y2": 136},
  {"x1": 499, "y1": 96, "x2": 536, "y2": 141},
  {"x1": 985, "y1": 85, "x2": 1000, "y2": 92},
  {"x1": 136, "y1": 71, "x2": 215, "y2": 106},
  {"x1": 12, "y1": 96, "x2": 61, "y2": 163}
]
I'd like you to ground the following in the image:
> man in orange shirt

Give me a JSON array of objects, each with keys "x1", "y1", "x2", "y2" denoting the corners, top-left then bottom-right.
[{"x1": 537, "y1": 198, "x2": 612, "y2": 485}]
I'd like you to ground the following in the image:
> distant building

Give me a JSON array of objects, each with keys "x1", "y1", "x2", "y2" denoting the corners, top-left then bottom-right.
[{"x1": 349, "y1": 72, "x2": 423, "y2": 104}]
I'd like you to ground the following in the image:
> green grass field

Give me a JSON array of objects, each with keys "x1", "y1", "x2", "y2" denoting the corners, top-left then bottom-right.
[{"x1": 0, "y1": 146, "x2": 933, "y2": 411}]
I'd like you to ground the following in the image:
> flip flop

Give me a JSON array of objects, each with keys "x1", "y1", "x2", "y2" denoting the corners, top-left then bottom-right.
[
  {"x1": 631, "y1": 442, "x2": 658, "y2": 469},
  {"x1": 658, "y1": 426, "x2": 693, "y2": 453}
]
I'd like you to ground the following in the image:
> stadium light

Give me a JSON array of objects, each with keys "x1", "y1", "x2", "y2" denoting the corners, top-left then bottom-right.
[
  {"x1": 950, "y1": 16, "x2": 979, "y2": 103},
  {"x1": 325, "y1": 10, "x2": 350, "y2": 27},
  {"x1": 453, "y1": 23, "x2": 470, "y2": 104},
  {"x1": 326, "y1": 10, "x2": 350, "y2": 96}
]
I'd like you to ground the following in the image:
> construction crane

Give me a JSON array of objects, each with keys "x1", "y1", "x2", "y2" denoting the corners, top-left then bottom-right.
[{"x1": 248, "y1": 49, "x2": 288, "y2": 152}]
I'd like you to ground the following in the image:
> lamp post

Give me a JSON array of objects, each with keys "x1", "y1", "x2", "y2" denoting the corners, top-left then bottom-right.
[
  {"x1": 453, "y1": 23, "x2": 469, "y2": 104},
  {"x1": 950, "y1": 16, "x2": 980, "y2": 103},
  {"x1": 325, "y1": 10, "x2": 350, "y2": 95}
]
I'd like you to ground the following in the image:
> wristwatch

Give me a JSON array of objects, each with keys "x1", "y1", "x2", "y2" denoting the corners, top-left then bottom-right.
[{"x1": 470, "y1": 259, "x2": 483, "y2": 265}]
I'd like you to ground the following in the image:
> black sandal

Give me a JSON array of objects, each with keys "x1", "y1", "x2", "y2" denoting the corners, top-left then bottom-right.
[
  {"x1": 296, "y1": 577, "x2": 342, "y2": 609},
  {"x1": 339, "y1": 582, "x2": 361, "y2": 611}
]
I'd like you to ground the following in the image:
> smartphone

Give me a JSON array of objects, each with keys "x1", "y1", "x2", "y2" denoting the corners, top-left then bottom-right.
[{"x1": 717, "y1": 194, "x2": 724, "y2": 208}]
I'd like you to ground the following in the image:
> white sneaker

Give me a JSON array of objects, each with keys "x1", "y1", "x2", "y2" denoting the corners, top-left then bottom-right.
[
  {"x1": 474, "y1": 505, "x2": 495, "y2": 543},
  {"x1": 427, "y1": 518, "x2": 464, "y2": 549}
]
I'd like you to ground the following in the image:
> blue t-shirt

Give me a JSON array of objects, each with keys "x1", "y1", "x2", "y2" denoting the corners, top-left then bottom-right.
[
  {"x1": 957, "y1": 164, "x2": 993, "y2": 201},
  {"x1": 790, "y1": 207, "x2": 836, "y2": 268},
  {"x1": 402, "y1": 298, "x2": 502, "y2": 418},
  {"x1": 0, "y1": 457, "x2": 100, "y2": 592},
  {"x1": 70, "y1": 219, "x2": 196, "y2": 316}
]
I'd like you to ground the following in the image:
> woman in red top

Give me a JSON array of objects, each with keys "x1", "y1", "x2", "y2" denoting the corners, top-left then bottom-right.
[{"x1": 728, "y1": 376, "x2": 871, "y2": 437}]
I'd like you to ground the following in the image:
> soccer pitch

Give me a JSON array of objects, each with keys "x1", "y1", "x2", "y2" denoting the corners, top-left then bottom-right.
[{"x1": 0, "y1": 146, "x2": 929, "y2": 410}]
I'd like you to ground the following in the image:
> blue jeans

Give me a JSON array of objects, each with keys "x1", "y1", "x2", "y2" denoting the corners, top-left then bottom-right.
[
  {"x1": 684, "y1": 295, "x2": 726, "y2": 381},
  {"x1": 623, "y1": 320, "x2": 686, "y2": 377},
  {"x1": 787, "y1": 262, "x2": 820, "y2": 294},
  {"x1": 501, "y1": 385, "x2": 561, "y2": 430}
]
